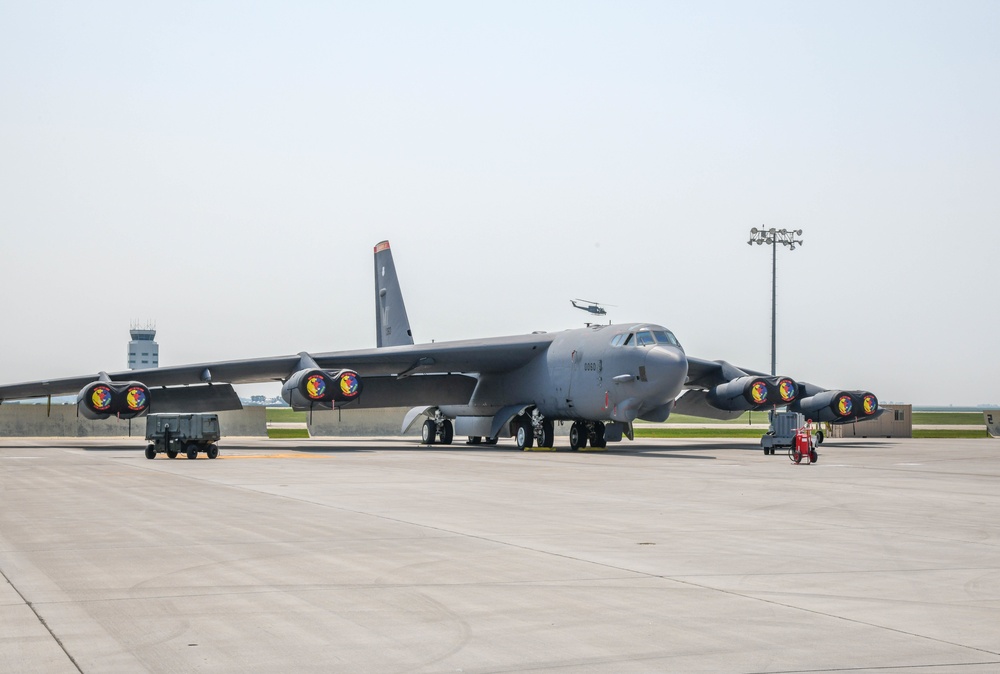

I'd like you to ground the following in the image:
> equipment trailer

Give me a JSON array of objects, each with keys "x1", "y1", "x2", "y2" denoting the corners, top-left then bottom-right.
[{"x1": 145, "y1": 413, "x2": 221, "y2": 460}]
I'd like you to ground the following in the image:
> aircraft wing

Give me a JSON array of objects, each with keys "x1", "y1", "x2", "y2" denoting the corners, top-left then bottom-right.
[
  {"x1": 684, "y1": 356, "x2": 765, "y2": 389},
  {"x1": 680, "y1": 355, "x2": 881, "y2": 424},
  {"x1": 311, "y1": 333, "x2": 557, "y2": 376},
  {"x1": 0, "y1": 355, "x2": 302, "y2": 401},
  {"x1": 0, "y1": 333, "x2": 557, "y2": 403}
]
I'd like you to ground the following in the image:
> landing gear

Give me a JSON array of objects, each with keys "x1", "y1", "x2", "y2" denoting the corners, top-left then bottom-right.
[
  {"x1": 515, "y1": 418, "x2": 534, "y2": 449},
  {"x1": 589, "y1": 421, "x2": 607, "y2": 448},
  {"x1": 439, "y1": 419, "x2": 454, "y2": 445},
  {"x1": 483, "y1": 436, "x2": 499, "y2": 445},
  {"x1": 467, "y1": 436, "x2": 482, "y2": 445},
  {"x1": 421, "y1": 419, "x2": 436, "y2": 445},
  {"x1": 569, "y1": 422, "x2": 587, "y2": 451},
  {"x1": 539, "y1": 419, "x2": 554, "y2": 448}
]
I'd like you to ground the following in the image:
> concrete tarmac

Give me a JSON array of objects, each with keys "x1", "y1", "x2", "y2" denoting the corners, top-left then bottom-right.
[{"x1": 2, "y1": 436, "x2": 998, "y2": 673}]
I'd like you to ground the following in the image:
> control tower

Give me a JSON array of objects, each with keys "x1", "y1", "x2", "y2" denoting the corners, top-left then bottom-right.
[{"x1": 128, "y1": 322, "x2": 159, "y2": 370}]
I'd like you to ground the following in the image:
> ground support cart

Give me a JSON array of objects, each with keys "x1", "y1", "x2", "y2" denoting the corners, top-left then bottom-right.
[{"x1": 145, "y1": 413, "x2": 221, "y2": 460}]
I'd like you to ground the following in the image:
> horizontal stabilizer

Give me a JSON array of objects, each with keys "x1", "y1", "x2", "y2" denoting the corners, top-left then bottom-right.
[
  {"x1": 149, "y1": 384, "x2": 243, "y2": 413},
  {"x1": 673, "y1": 389, "x2": 744, "y2": 421}
]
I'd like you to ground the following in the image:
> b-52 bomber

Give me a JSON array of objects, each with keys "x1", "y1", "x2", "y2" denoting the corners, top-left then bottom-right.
[{"x1": 0, "y1": 240, "x2": 881, "y2": 450}]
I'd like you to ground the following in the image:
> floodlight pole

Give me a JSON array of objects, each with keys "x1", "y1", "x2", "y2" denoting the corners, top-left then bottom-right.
[{"x1": 747, "y1": 227, "x2": 803, "y2": 377}]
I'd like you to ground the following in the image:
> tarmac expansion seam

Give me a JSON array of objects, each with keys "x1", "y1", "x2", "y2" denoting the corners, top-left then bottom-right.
[
  {"x1": 234, "y1": 484, "x2": 1000, "y2": 663},
  {"x1": 115, "y1": 453, "x2": 1000, "y2": 663},
  {"x1": 0, "y1": 564, "x2": 84, "y2": 673},
  {"x1": 666, "y1": 575, "x2": 1000, "y2": 660}
]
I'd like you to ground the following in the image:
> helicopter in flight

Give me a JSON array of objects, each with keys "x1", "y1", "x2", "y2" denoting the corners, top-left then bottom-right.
[{"x1": 570, "y1": 299, "x2": 613, "y2": 316}]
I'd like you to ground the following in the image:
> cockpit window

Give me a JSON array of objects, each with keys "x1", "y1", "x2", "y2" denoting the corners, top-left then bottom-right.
[
  {"x1": 610, "y1": 334, "x2": 624, "y2": 347},
  {"x1": 622, "y1": 333, "x2": 633, "y2": 346},
  {"x1": 652, "y1": 330, "x2": 680, "y2": 347},
  {"x1": 636, "y1": 331, "x2": 655, "y2": 346}
]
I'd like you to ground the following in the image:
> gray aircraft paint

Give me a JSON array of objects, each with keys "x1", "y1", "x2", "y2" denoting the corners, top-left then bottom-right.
[
  {"x1": 374, "y1": 240, "x2": 414, "y2": 348},
  {"x1": 0, "y1": 241, "x2": 880, "y2": 443}
]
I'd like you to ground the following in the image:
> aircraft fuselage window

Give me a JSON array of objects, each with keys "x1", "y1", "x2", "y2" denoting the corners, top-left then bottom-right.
[
  {"x1": 636, "y1": 331, "x2": 654, "y2": 346},
  {"x1": 652, "y1": 330, "x2": 680, "y2": 346}
]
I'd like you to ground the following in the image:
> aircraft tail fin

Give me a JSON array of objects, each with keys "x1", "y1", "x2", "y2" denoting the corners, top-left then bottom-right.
[{"x1": 374, "y1": 240, "x2": 414, "y2": 347}]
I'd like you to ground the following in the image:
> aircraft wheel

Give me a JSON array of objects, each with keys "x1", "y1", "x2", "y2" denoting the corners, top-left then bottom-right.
[
  {"x1": 421, "y1": 419, "x2": 436, "y2": 444},
  {"x1": 144, "y1": 445, "x2": 156, "y2": 460},
  {"x1": 539, "y1": 420, "x2": 554, "y2": 448},
  {"x1": 207, "y1": 444, "x2": 219, "y2": 460},
  {"x1": 468, "y1": 436, "x2": 482, "y2": 445},
  {"x1": 515, "y1": 419, "x2": 533, "y2": 449},
  {"x1": 484, "y1": 436, "x2": 498, "y2": 445},
  {"x1": 569, "y1": 422, "x2": 587, "y2": 451},
  {"x1": 439, "y1": 419, "x2": 454, "y2": 445},
  {"x1": 816, "y1": 431, "x2": 825, "y2": 444},
  {"x1": 166, "y1": 449, "x2": 178, "y2": 459},
  {"x1": 185, "y1": 443, "x2": 199, "y2": 460},
  {"x1": 591, "y1": 422, "x2": 607, "y2": 448}
]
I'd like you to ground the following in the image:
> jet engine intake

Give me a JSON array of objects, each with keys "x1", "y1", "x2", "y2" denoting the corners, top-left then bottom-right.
[
  {"x1": 707, "y1": 376, "x2": 799, "y2": 411},
  {"x1": 77, "y1": 381, "x2": 151, "y2": 420},
  {"x1": 281, "y1": 368, "x2": 363, "y2": 410},
  {"x1": 791, "y1": 390, "x2": 879, "y2": 422}
]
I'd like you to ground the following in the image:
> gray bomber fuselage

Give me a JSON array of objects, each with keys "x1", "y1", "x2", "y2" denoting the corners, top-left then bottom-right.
[{"x1": 441, "y1": 323, "x2": 687, "y2": 423}]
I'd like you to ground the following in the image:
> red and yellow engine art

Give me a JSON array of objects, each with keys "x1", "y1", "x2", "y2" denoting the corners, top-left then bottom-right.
[{"x1": 77, "y1": 381, "x2": 151, "y2": 420}]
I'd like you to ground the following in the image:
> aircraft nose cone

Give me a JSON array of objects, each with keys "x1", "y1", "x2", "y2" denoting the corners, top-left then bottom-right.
[{"x1": 644, "y1": 346, "x2": 687, "y2": 399}]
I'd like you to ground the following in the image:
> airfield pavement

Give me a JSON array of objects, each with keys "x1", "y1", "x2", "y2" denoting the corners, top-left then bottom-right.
[{"x1": 1, "y1": 436, "x2": 999, "y2": 673}]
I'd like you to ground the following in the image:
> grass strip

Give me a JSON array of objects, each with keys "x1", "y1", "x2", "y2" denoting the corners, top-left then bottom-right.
[
  {"x1": 912, "y1": 429, "x2": 988, "y2": 439},
  {"x1": 267, "y1": 428, "x2": 310, "y2": 439},
  {"x1": 266, "y1": 408, "x2": 307, "y2": 423},
  {"x1": 634, "y1": 428, "x2": 766, "y2": 439}
]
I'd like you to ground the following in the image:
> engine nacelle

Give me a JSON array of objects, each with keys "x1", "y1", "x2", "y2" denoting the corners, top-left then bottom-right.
[
  {"x1": 77, "y1": 381, "x2": 151, "y2": 420},
  {"x1": 281, "y1": 368, "x2": 363, "y2": 410},
  {"x1": 791, "y1": 390, "x2": 879, "y2": 423},
  {"x1": 707, "y1": 376, "x2": 799, "y2": 411}
]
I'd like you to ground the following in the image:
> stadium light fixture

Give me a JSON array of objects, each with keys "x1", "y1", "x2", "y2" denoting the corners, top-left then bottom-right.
[{"x1": 747, "y1": 227, "x2": 803, "y2": 376}]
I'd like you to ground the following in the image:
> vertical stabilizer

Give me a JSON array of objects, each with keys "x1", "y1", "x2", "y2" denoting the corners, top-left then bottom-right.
[{"x1": 374, "y1": 241, "x2": 414, "y2": 347}]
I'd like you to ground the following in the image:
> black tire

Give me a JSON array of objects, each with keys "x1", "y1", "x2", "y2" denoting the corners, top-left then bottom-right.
[
  {"x1": 539, "y1": 420, "x2": 554, "y2": 448},
  {"x1": 421, "y1": 419, "x2": 436, "y2": 445},
  {"x1": 166, "y1": 450, "x2": 178, "y2": 459},
  {"x1": 185, "y1": 443, "x2": 198, "y2": 460},
  {"x1": 591, "y1": 421, "x2": 607, "y2": 448},
  {"x1": 763, "y1": 448, "x2": 769, "y2": 456},
  {"x1": 515, "y1": 419, "x2": 533, "y2": 449},
  {"x1": 484, "y1": 436, "x2": 499, "y2": 445},
  {"x1": 439, "y1": 419, "x2": 454, "y2": 445},
  {"x1": 145, "y1": 445, "x2": 156, "y2": 460},
  {"x1": 468, "y1": 436, "x2": 482, "y2": 445},
  {"x1": 207, "y1": 444, "x2": 219, "y2": 460},
  {"x1": 816, "y1": 431, "x2": 825, "y2": 444},
  {"x1": 809, "y1": 450, "x2": 818, "y2": 463},
  {"x1": 569, "y1": 422, "x2": 586, "y2": 451}
]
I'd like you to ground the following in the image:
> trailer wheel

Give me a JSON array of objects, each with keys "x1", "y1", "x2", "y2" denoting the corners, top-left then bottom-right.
[
  {"x1": 145, "y1": 445, "x2": 156, "y2": 460},
  {"x1": 207, "y1": 444, "x2": 219, "y2": 460},
  {"x1": 185, "y1": 443, "x2": 198, "y2": 460},
  {"x1": 809, "y1": 450, "x2": 818, "y2": 463},
  {"x1": 166, "y1": 450, "x2": 178, "y2": 459}
]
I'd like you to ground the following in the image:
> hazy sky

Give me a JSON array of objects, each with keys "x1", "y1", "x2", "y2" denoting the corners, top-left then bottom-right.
[{"x1": 2, "y1": 2, "x2": 998, "y2": 406}]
